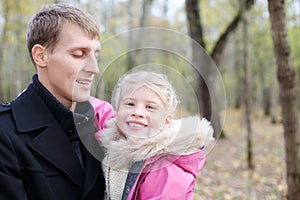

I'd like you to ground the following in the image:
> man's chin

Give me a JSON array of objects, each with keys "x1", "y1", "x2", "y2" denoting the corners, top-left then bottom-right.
[{"x1": 72, "y1": 95, "x2": 90, "y2": 103}]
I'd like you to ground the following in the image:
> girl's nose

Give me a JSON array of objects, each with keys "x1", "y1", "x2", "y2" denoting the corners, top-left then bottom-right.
[{"x1": 131, "y1": 105, "x2": 145, "y2": 118}]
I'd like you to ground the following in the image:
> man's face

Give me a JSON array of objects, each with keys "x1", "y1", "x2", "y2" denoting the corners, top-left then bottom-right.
[
  {"x1": 38, "y1": 23, "x2": 100, "y2": 108},
  {"x1": 116, "y1": 86, "x2": 171, "y2": 138}
]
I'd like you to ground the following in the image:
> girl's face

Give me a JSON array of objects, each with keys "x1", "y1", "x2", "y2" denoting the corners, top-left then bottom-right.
[{"x1": 116, "y1": 86, "x2": 171, "y2": 138}]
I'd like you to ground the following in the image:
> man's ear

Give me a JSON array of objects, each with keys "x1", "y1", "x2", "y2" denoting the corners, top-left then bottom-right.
[{"x1": 32, "y1": 44, "x2": 47, "y2": 68}]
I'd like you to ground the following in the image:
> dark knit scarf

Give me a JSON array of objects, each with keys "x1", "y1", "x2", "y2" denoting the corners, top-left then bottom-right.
[{"x1": 31, "y1": 74, "x2": 97, "y2": 168}]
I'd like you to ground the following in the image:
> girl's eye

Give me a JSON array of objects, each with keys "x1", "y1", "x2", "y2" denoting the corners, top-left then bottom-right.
[
  {"x1": 146, "y1": 105, "x2": 155, "y2": 110},
  {"x1": 125, "y1": 102, "x2": 135, "y2": 106}
]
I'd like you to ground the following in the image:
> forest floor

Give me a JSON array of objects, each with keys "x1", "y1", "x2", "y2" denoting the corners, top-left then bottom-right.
[{"x1": 194, "y1": 108, "x2": 287, "y2": 200}]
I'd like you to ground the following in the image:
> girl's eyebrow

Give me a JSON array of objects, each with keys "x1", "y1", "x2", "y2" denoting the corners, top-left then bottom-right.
[
  {"x1": 121, "y1": 98, "x2": 160, "y2": 106},
  {"x1": 146, "y1": 100, "x2": 160, "y2": 105},
  {"x1": 122, "y1": 97, "x2": 135, "y2": 101},
  {"x1": 120, "y1": 97, "x2": 136, "y2": 103}
]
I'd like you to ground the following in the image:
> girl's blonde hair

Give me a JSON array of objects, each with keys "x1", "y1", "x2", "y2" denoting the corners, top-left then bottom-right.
[{"x1": 112, "y1": 71, "x2": 179, "y2": 115}]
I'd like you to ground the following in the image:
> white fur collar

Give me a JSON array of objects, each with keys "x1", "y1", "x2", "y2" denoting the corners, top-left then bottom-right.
[{"x1": 100, "y1": 116, "x2": 214, "y2": 169}]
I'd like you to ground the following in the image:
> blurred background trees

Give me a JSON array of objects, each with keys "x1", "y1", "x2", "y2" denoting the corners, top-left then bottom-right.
[
  {"x1": 0, "y1": 0, "x2": 299, "y2": 198},
  {"x1": 1, "y1": 0, "x2": 299, "y2": 116}
]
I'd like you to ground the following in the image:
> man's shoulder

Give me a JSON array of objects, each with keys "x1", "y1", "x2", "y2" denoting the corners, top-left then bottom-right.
[
  {"x1": 0, "y1": 102, "x2": 15, "y2": 137},
  {"x1": 0, "y1": 102, "x2": 14, "y2": 128},
  {"x1": 0, "y1": 88, "x2": 30, "y2": 116},
  {"x1": 0, "y1": 101, "x2": 12, "y2": 114}
]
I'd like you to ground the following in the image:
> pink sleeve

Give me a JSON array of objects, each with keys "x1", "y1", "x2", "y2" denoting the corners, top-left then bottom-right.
[{"x1": 89, "y1": 96, "x2": 115, "y2": 130}]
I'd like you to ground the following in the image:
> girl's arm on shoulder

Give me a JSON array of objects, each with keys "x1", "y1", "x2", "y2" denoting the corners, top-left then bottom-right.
[{"x1": 89, "y1": 96, "x2": 115, "y2": 131}]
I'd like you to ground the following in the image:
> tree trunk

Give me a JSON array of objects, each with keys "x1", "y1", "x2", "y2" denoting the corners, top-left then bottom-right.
[
  {"x1": 127, "y1": 0, "x2": 153, "y2": 69},
  {"x1": 242, "y1": 13, "x2": 254, "y2": 170},
  {"x1": 185, "y1": 0, "x2": 255, "y2": 137},
  {"x1": 185, "y1": 0, "x2": 214, "y2": 134},
  {"x1": 270, "y1": 71, "x2": 278, "y2": 124},
  {"x1": 140, "y1": 0, "x2": 153, "y2": 28},
  {"x1": 233, "y1": 36, "x2": 242, "y2": 109},
  {"x1": 184, "y1": 1, "x2": 209, "y2": 117},
  {"x1": 268, "y1": 0, "x2": 300, "y2": 199},
  {"x1": 210, "y1": 0, "x2": 255, "y2": 65},
  {"x1": 127, "y1": 0, "x2": 136, "y2": 69},
  {"x1": 254, "y1": 47, "x2": 271, "y2": 116}
]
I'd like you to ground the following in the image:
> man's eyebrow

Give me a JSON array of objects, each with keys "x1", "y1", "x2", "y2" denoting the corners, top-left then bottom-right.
[
  {"x1": 68, "y1": 46, "x2": 101, "y2": 53},
  {"x1": 68, "y1": 46, "x2": 89, "y2": 51}
]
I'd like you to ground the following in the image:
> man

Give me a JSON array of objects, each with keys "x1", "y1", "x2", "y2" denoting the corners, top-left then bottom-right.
[{"x1": 0, "y1": 3, "x2": 114, "y2": 199}]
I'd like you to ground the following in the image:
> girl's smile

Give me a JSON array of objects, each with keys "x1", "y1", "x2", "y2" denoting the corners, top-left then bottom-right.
[{"x1": 116, "y1": 86, "x2": 171, "y2": 138}]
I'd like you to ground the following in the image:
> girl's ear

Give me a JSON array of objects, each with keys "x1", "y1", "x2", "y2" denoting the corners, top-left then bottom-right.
[
  {"x1": 165, "y1": 114, "x2": 172, "y2": 127},
  {"x1": 32, "y1": 44, "x2": 47, "y2": 68}
]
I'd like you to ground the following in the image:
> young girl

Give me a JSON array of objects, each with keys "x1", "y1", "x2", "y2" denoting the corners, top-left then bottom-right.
[{"x1": 95, "y1": 71, "x2": 214, "y2": 200}]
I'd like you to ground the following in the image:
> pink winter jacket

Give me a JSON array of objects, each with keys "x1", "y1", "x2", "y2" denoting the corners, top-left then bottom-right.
[
  {"x1": 90, "y1": 97, "x2": 214, "y2": 200},
  {"x1": 99, "y1": 115, "x2": 214, "y2": 200},
  {"x1": 127, "y1": 150, "x2": 207, "y2": 200}
]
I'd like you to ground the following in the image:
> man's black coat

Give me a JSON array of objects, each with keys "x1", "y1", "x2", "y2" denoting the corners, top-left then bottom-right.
[{"x1": 0, "y1": 84, "x2": 105, "y2": 200}]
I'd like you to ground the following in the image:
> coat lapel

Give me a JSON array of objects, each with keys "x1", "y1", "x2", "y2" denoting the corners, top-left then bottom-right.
[
  {"x1": 12, "y1": 85, "x2": 84, "y2": 187},
  {"x1": 27, "y1": 123, "x2": 84, "y2": 187},
  {"x1": 80, "y1": 132, "x2": 103, "y2": 198}
]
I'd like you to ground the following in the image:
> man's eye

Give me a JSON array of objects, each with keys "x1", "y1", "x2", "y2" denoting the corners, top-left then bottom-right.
[
  {"x1": 95, "y1": 52, "x2": 100, "y2": 59},
  {"x1": 95, "y1": 55, "x2": 100, "y2": 62},
  {"x1": 72, "y1": 50, "x2": 85, "y2": 58},
  {"x1": 73, "y1": 54, "x2": 84, "y2": 58}
]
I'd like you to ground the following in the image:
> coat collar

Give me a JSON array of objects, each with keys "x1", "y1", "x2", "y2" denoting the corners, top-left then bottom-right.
[
  {"x1": 11, "y1": 84, "x2": 102, "y2": 193},
  {"x1": 12, "y1": 84, "x2": 53, "y2": 132}
]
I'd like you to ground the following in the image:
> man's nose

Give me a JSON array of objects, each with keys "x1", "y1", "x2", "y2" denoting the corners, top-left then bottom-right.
[{"x1": 82, "y1": 54, "x2": 99, "y2": 74}]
